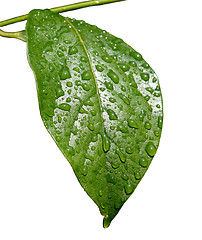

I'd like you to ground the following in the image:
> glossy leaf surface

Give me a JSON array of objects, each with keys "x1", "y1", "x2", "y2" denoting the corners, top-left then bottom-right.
[{"x1": 26, "y1": 9, "x2": 163, "y2": 227}]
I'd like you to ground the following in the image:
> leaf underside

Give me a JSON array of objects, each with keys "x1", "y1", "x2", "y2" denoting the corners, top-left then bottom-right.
[{"x1": 26, "y1": 9, "x2": 163, "y2": 228}]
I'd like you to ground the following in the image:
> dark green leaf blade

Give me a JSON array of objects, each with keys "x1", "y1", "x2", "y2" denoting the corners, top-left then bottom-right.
[{"x1": 26, "y1": 9, "x2": 163, "y2": 228}]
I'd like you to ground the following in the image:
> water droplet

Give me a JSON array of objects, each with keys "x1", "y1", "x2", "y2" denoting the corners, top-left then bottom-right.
[
  {"x1": 106, "y1": 109, "x2": 118, "y2": 120},
  {"x1": 92, "y1": 135, "x2": 98, "y2": 142},
  {"x1": 88, "y1": 123, "x2": 95, "y2": 131},
  {"x1": 99, "y1": 190, "x2": 103, "y2": 197},
  {"x1": 117, "y1": 124, "x2": 129, "y2": 133},
  {"x1": 56, "y1": 88, "x2": 64, "y2": 98},
  {"x1": 118, "y1": 63, "x2": 130, "y2": 72},
  {"x1": 107, "y1": 70, "x2": 119, "y2": 84},
  {"x1": 158, "y1": 116, "x2": 163, "y2": 129},
  {"x1": 152, "y1": 77, "x2": 157, "y2": 83},
  {"x1": 116, "y1": 149, "x2": 126, "y2": 163},
  {"x1": 110, "y1": 43, "x2": 119, "y2": 51},
  {"x1": 139, "y1": 157, "x2": 148, "y2": 167},
  {"x1": 69, "y1": 46, "x2": 78, "y2": 55},
  {"x1": 66, "y1": 97, "x2": 71, "y2": 102},
  {"x1": 102, "y1": 55, "x2": 112, "y2": 63},
  {"x1": 104, "y1": 81, "x2": 113, "y2": 90},
  {"x1": 142, "y1": 62, "x2": 150, "y2": 69},
  {"x1": 100, "y1": 87, "x2": 105, "y2": 92},
  {"x1": 126, "y1": 146, "x2": 133, "y2": 154},
  {"x1": 84, "y1": 99, "x2": 94, "y2": 106},
  {"x1": 129, "y1": 51, "x2": 143, "y2": 61},
  {"x1": 103, "y1": 135, "x2": 110, "y2": 152},
  {"x1": 144, "y1": 95, "x2": 150, "y2": 101},
  {"x1": 145, "y1": 87, "x2": 154, "y2": 94},
  {"x1": 140, "y1": 73, "x2": 150, "y2": 81},
  {"x1": 129, "y1": 61, "x2": 137, "y2": 67},
  {"x1": 79, "y1": 107, "x2": 88, "y2": 114},
  {"x1": 155, "y1": 85, "x2": 160, "y2": 91},
  {"x1": 57, "y1": 50, "x2": 64, "y2": 57},
  {"x1": 59, "y1": 45, "x2": 67, "y2": 51},
  {"x1": 82, "y1": 166, "x2": 88, "y2": 176},
  {"x1": 153, "y1": 92, "x2": 161, "y2": 97},
  {"x1": 128, "y1": 119, "x2": 138, "y2": 129},
  {"x1": 82, "y1": 83, "x2": 90, "y2": 91},
  {"x1": 57, "y1": 115, "x2": 62, "y2": 123},
  {"x1": 134, "y1": 171, "x2": 141, "y2": 180},
  {"x1": 91, "y1": 146, "x2": 96, "y2": 150},
  {"x1": 122, "y1": 173, "x2": 129, "y2": 180},
  {"x1": 121, "y1": 85, "x2": 126, "y2": 92},
  {"x1": 75, "y1": 80, "x2": 81, "y2": 86},
  {"x1": 67, "y1": 146, "x2": 75, "y2": 156},
  {"x1": 66, "y1": 81, "x2": 73, "y2": 87},
  {"x1": 109, "y1": 97, "x2": 116, "y2": 103},
  {"x1": 90, "y1": 110, "x2": 96, "y2": 116},
  {"x1": 111, "y1": 161, "x2": 119, "y2": 169},
  {"x1": 124, "y1": 182, "x2": 133, "y2": 195},
  {"x1": 154, "y1": 130, "x2": 160, "y2": 137},
  {"x1": 82, "y1": 71, "x2": 91, "y2": 80},
  {"x1": 145, "y1": 142, "x2": 157, "y2": 157},
  {"x1": 58, "y1": 103, "x2": 71, "y2": 111},
  {"x1": 118, "y1": 93, "x2": 130, "y2": 105},
  {"x1": 144, "y1": 121, "x2": 152, "y2": 130},
  {"x1": 95, "y1": 65, "x2": 104, "y2": 72},
  {"x1": 64, "y1": 40, "x2": 72, "y2": 44},
  {"x1": 73, "y1": 67, "x2": 80, "y2": 73},
  {"x1": 59, "y1": 66, "x2": 71, "y2": 80},
  {"x1": 55, "y1": 135, "x2": 62, "y2": 142},
  {"x1": 80, "y1": 56, "x2": 88, "y2": 62}
]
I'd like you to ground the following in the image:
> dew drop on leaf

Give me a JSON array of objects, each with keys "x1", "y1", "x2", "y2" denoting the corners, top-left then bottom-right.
[
  {"x1": 126, "y1": 147, "x2": 133, "y2": 154},
  {"x1": 118, "y1": 93, "x2": 130, "y2": 105},
  {"x1": 144, "y1": 121, "x2": 152, "y2": 130},
  {"x1": 116, "y1": 149, "x2": 126, "y2": 163},
  {"x1": 128, "y1": 119, "x2": 138, "y2": 129},
  {"x1": 59, "y1": 66, "x2": 71, "y2": 80},
  {"x1": 109, "y1": 97, "x2": 116, "y2": 103},
  {"x1": 82, "y1": 71, "x2": 91, "y2": 80},
  {"x1": 134, "y1": 171, "x2": 141, "y2": 180},
  {"x1": 101, "y1": 55, "x2": 112, "y2": 63},
  {"x1": 69, "y1": 46, "x2": 78, "y2": 55},
  {"x1": 139, "y1": 157, "x2": 148, "y2": 167},
  {"x1": 145, "y1": 142, "x2": 157, "y2": 157},
  {"x1": 158, "y1": 116, "x2": 163, "y2": 129},
  {"x1": 106, "y1": 109, "x2": 118, "y2": 120},
  {"x1": 140, "y1": 72, "x2": 150, "y2": 81},
  {"x1": 95, "y1": 65, "x2": 104, "y2": 72},
  {"x1": 107, "y1": 69, "x2": 119, "y2": 84},
  {"x1": 58, "y1": 103, "x2": 71, "y2": 111},
  {"x1": 124, "y1": 183, "x2": 133, "y2": 195}
]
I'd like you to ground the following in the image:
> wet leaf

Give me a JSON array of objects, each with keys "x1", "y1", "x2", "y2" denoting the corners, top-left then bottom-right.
[{"x1": 26, "y1": 9, "x2": 163, "y2": 228}]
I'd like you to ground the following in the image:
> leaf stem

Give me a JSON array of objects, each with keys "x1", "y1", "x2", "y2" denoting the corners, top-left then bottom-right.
[{"x1": 0, "y1": 0, "x2": 126, "y2": 28}]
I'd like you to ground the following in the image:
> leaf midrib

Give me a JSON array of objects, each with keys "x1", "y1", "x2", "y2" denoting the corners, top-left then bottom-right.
[{"x1": 65, "y1": 18, "x2": 109, "y2": 213}]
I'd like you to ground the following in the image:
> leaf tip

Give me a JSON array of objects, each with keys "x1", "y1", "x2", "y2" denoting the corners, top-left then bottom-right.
[{"x1": 103, "y1": 215, "x2": 111, "y2": 228}]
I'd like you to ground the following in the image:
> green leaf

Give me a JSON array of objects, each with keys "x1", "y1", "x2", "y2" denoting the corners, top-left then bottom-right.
[{"x1": 26, "y1": 9, "x2": 163, "y2": 228}]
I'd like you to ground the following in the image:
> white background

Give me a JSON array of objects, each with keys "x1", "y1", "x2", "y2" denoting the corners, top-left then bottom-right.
[{"x1": 0, "y1": 0, "x2": 202, "y2": 239}]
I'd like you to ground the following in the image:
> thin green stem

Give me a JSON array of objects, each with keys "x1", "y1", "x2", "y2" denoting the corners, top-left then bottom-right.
[
  {"x1": 0, "y1": 29, "x2": 26, "y2": 41},
  {"x1": 0, "y1": 0, "x2": 126, "y2": 28}
]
